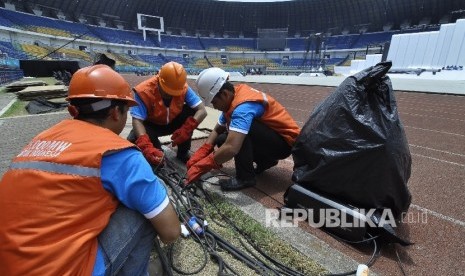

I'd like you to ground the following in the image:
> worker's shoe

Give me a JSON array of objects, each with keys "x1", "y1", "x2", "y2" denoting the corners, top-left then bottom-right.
[
  {"x1": 254, "y1": 160, "x2": 278, "y2": 174},
  {"x1": 220, "y1": 177, "x2": 256, "y2": 191},
  {"x1": 176, "y1": 151, "x2": 191, "y2": 164}
]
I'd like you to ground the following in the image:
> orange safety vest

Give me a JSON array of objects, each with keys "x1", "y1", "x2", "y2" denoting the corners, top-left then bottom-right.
[
  {"x1": 224, "y1": 84, "x2": 301, "y2": 146},
  {"x1": 0, "y1": 119, "x2": 135, "y2": 276},
  {"x1": 134, "y1": 75, "x2": 187, "y2": 125}
]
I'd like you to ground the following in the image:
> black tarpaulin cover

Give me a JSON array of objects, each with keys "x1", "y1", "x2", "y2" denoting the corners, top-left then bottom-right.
[
  {"x1": 25, "y1": 97, "x2": 68, "y2": 114},
  {"x1": 290, "y1": 61, "x2": 412, "y2": 218}
]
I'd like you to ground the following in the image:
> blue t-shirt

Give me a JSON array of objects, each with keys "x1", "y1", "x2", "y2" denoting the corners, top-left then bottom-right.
[
  {"x1": 92, "y1": 148, "x2": 169, "y2": 275},
  {"x1": 130, "y1": 86, "x2": 202, "y2": 120},
  {"x1": 218, "y1": 102, "x2": 265, "y2": 134}
]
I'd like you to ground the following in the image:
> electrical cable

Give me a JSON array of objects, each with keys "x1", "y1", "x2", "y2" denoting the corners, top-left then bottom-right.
[
  {"x1": 207, "y1": 228, "x2": 275, "y2": 275},
  {"x1": 158, "y1": 166, "x2": 242, "y2": 276},
  {"x1": 38, "y1": 31, "x2": 91, "y2": 60},
  {"x1": 325, "y1": 233, "x2": 380, "y2": 276},
  {"x1": 154, "y1": 237, "x2": 174, "y2": 276},
  {"x1": 158, "y1": 158, "x2": 385, "y2": 276},
  {"x1": 237, "y1": 238, "x2": 295, "y2": 276},
  {"x1": 394, "y1": 244, "x2": 408, "y2": 276},
  {"x1": 200, "y1": 187, "x2": 306, "y2": 276},
  {"x1": 199, "y1": 168, "x2": 385, "y2": 276}
]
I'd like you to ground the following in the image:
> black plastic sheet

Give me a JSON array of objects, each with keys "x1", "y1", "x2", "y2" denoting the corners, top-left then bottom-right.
[
  {"x1": 291, "y1": 61, "x2": 411, "y2": 219},
  {"x1": 25, "y1": 97, "x2": 68, "y2": 114}
]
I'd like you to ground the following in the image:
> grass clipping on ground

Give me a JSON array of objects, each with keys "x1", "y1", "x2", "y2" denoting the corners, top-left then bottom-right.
[{"x1": 162, "y1": 191, "x2": 327, "y2": 276}]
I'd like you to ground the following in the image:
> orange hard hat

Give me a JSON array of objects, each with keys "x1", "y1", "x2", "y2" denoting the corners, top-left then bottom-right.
[
  {"x1": 158, "y1": 61, "x2": 188, "y2": 96},
  {"x1": 66, "y1": 64, "x2": 137, "y2": 106}
]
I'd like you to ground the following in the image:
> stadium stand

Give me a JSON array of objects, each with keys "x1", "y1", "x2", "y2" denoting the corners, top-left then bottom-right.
[{"x1": 0, "y1": 1, "x2": 462, "y2": 78}]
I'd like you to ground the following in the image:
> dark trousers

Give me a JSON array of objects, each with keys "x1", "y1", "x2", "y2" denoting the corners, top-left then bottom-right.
[
  {"x1": 128, "y1": 104, "x2": 196, "y2": 155},
  {"x1": 216, "y1": 119, "x2": 291, "y2": 181}
]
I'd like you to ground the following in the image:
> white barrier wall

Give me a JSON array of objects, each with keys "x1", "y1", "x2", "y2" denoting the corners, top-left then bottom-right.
[
  {"x1": 334, "y1": 54, "x2": 382, "y2": 75},
  {"x1": 445, "y1": 19, "x2": 465, "y2": 67},
  {"x1": 388, "y1": 19, "x2": 465, "y2": 70}
]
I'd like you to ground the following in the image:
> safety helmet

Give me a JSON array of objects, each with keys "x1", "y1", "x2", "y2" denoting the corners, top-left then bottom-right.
[
  {"x1": 158, "y1": 61, "x2": 188, "y2": 97},
  {"x1": 195, "y1": 67, "x2": 229, "y2": 104},
  {"x1": 66, "y1": 64, "x2": 137, "y2": 106}
]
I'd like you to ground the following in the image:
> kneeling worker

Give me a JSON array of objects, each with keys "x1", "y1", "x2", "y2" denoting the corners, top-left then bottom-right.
[
  {"x1": 128, "y1": 61, "x2": 207, "y2": 165},
  {"x1": 186, "y1": 67, "x2": 300, "y2": 190},
  {"x1": 0, "y1": 65, "x2": 180, "y2": 275}
]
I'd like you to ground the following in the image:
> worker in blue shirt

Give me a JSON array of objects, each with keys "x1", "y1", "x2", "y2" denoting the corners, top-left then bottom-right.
[
  {"x1": 0, "y1": 65, "x2": 180, "y2": 275},
  {"x1": 127, "y1": 61, "x2": 207, "y2": 165}
]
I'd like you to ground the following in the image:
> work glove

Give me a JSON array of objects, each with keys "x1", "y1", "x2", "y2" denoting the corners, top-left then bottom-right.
[
  {"x1": 135, "y1": 134, "x2": 164, "y2": 166},
  {"x1": 171, "y1": 117, "x2": 199, "y2": 147},
  {"x1": 185, "y1": 153, "x2": 220, "y2": 185},
  {"x1": 186, "y1": 143, "x2": 214, "y2": 169}
]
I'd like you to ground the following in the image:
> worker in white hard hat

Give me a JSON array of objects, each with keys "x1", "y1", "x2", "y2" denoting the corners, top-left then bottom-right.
[{"x1": 186, "y1": 67, "x2": 301, "y2": 190}]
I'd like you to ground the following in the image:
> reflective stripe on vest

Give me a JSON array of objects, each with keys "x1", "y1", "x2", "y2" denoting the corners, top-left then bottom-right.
[{"x1": 10, "y1": 161, "x2": 100, "y2": 177}]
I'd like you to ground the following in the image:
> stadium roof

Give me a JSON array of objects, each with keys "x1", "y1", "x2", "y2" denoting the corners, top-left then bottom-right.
[{"x1": 9, "y1": 0, "x2": 465, "y2": 37}]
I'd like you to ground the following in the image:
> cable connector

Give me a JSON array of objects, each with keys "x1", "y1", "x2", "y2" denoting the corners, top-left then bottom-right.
[
  {"x1": 188, "y1": 216, "x2": 204, "y2": 236},
  {"x1": 181, "y1": 224, "x2": 190, "y2": 238},
  {"x1": 356, "y1": 264, "x2": 369, "y2": 276}
]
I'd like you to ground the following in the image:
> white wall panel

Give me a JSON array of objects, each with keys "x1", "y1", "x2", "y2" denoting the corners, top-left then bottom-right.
[
  {"x1": 421, "y1": 32, "x2": 439, "y2": 69},
  {"x1": 445, "y1": 19, "x2": 465, "y2": 66},
  {"x1": 395, "y1": 34, "x2": 411, "y2": 68},
  {"x1": 386, "y1": 34, "x2": 400, "y2": 67},
  {"x1": 431, "y1": 23, "x2": 454, "y2": 68},
  {"x1": 411, "y1": 32, "x2": 429, "y2": 68},
  {"x1": 435, "y1": 24, "x2": 455, "y2": 68},
  {"x1": 403, "y1": 33, "x2": 419, "y2": 69},
  {"x1": 457, "y1": 31, "x2": 465, "y2": 66}
]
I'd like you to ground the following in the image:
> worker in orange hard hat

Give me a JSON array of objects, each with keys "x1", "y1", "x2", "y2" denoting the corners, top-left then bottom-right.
[
  {"x1": 127, "y1": 61, "x2": 207, "y2": 165},
  {"x1": 0, "y1": 64, "x2": 180, "y2": 276}
]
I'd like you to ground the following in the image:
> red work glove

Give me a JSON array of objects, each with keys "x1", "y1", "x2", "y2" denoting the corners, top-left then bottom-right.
[
  {"x1": 185, "y1": 153, "x2": 220, "y2": 185},
  {"x1": 171, "y1": 117, "x2": 199, "y2": 146},
  {"x1": 186, "y1": 143, "x2": 214, "y2": 169},
  {"x1": 135, "y1": 134, "x2": 164, "y2": 166}
]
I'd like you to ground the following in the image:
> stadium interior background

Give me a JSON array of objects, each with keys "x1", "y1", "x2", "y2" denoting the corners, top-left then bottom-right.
[{"x1": 0, "y1": 0, "x2": 464, "y2": 83}]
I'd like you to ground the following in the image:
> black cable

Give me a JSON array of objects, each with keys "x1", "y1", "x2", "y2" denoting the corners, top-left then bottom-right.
[
  {"x1": 168, "y1": 240, "x2": 209, "y2": 275},
  {"x1": 238, "y1": 238, "x2": 294, "y2": 276},
  {"x1": 154, "y1": 237, "x2": 174, "y2": 276},
  {"x1": 160, "y1": 165, "x2": 346, "y2": 276},
  {"x1": 38, "y1": 31, "x2": 91, "y2": 60},
  {"x1": 207, "y1": 229, "x2": 273, "y2": 275},
  {"x1": 201, "y1": 188, "x2": 306, "y2": 276},
  {"x1": 159, "y1": 167, "x2": 244, "y2": 276},
  {"x1": 394, "y1": 244, "x2": 408, "y2": 276},
  {"x1": 168, "y1": 209, "x2": 209, "y2": 275},
  {"x1": 200, "y1": 167, "x2": 387, "y2": 276},
  {"x1": 326, "y1": 233, "x2": 380, "y2": 276}
]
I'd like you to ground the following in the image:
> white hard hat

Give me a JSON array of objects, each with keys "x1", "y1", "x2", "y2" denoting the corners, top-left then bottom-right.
[{"x1": 195, "y1": 67, "x2": 229, "y2": 105}]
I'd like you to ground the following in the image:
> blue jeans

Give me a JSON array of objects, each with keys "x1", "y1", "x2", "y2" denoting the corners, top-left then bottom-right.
[{"x1": 97, "y1": 205, "x2": 156, "y2": 276}]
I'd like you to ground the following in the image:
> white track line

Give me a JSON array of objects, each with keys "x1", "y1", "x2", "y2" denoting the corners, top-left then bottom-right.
[
  {"x1": 404, "y1": 125, "x2": 465, "y2": 137},
  {"x1": 411, "y1": 204, "x2": 465, "y2": 228},
  {"x1": 399, "y1": 107, "x2": 465, "y2": 117},
  {"x1": 411, "y1": 153, "x2": 465, "y2": 167},
  {"x1": 0, "y1": 99, "x2": 16, "y2": 117},
  {"x1": 409, "y1": 144, "x2": 465, "y2": 157},
  {"x1": 402, "y1": 112, "x2": 465, "y2": 123}
]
